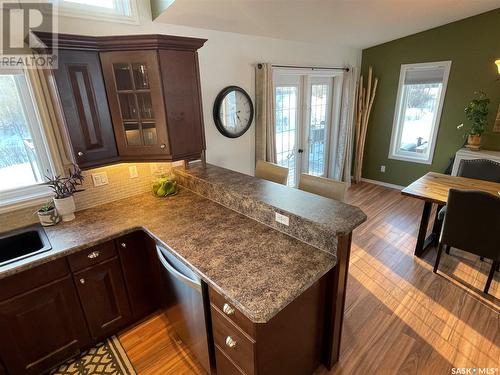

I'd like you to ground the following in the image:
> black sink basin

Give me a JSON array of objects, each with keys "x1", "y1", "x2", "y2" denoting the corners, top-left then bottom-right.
[{"x1": 0, "y1": 224, "x2": 52, "y2": 266}]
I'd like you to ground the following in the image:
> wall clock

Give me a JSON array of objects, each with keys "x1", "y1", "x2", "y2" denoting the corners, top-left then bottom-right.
[{"x1": 213, "y1": 86, "x2": 254, "y2": 138}]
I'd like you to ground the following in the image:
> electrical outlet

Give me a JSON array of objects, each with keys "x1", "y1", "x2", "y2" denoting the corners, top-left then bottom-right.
[
  {"x1": 129, "y1": 165, "x2": 138, "y2": 178},
  {"x1": 380, "y1": 165, "x2": 386, "y2": 173},
  {"x1": 275, "y1": 212, "x2": 290, "y2": 226},
  {"x1": 91, "y1": 172, "x2": 108, "y2": 187}
]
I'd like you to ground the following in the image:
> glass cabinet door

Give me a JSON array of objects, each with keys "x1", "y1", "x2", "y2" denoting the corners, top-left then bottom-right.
[
  {"x1": 112, "y1": 61, "x2": 158, "y2": 147},
  {"x1": 101, "y1": 50, "x2": 169, "y2": 157}
]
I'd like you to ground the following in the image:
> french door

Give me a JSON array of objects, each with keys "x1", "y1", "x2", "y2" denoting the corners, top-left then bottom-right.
[{"x1": 274, "y1": 71, "x2": 335, "y2": 186}]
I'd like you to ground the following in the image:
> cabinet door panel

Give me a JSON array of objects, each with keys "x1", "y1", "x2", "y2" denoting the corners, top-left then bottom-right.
[
  {"x1": 100, "y1": 51, "x2": 170, "y2": 159},
  {"x1": 0, "y1": 276, "x2": 90, "y2": 375},
  {"x1": 158, "y1": 50, "x2": 205, "y2": 159},
  {"x1": 54, "y1": 50, "x2": 118, "y2": 168},
  {"x1": 117, "y1": 232, "x2": 161, "y2": 320},
  {"x1": 74, "y1": 257, "x2": 131, "y2": 340}
]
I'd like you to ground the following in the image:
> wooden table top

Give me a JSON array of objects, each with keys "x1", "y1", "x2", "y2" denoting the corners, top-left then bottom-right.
[{"x1": 401, "y1": 172, "x2": 500, "y2": 205}]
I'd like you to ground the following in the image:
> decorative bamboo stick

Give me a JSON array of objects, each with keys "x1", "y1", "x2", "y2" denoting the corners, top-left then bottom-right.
[{"x1": 353, "y1": 66, "x2": 378, "y2": 183}]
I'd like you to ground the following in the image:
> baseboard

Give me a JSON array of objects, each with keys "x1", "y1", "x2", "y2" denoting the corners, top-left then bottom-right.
[{"x1": 361, "y1": 178, "x2": 405, "y2": 190}]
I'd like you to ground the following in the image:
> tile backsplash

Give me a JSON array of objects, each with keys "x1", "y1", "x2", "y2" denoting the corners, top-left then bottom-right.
[{"x1": 0, "y1": 162, "x2": 179, "y2": 232}]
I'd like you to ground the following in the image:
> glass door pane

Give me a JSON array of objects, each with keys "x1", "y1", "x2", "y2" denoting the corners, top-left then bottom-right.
[
  {"x1": 275, "y1": 85, "x2": 298, "y2": 186},
  {"x1": 137, "y1": 93, "x2": 154, "y2": 119},
  {"x1": 113, "y1": 63, "x2": 133, "y2": 91},
  {"x1": 307, "y1": 81, "x2": 330, "y2": 176},
  {"x1": 132, "y1": 63, "x2": 150, "y2": 89},
  {"x1": 118, "y1": 93, "x2": 138, "y2": 120},
  {"x1": 124, "y1": 122, "x2": 141, "y2": 146}
]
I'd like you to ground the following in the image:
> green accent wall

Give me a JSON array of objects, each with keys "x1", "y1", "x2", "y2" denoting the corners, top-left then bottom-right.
[{"x1": 361, "y1": 9, "x2": 500, "y2": 186}]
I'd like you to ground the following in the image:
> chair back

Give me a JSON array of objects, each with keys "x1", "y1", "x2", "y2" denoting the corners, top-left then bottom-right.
[
  {"x1": 255, "y1": 160, "x2": 289, "y2": 185},
  {"x1": 441, "y1": 189, "x2": 500, "y2": 260},
  {"x1": 298, "y1": 173, "x2": 347, "y2": 202},
  {"x1": 457, "y1": 159, "x2": 500, "y2": 182}
]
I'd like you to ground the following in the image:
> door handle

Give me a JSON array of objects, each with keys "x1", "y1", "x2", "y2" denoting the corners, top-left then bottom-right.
[{"x1": 298, "y1": 149, "x2": 304, "y2": 153}]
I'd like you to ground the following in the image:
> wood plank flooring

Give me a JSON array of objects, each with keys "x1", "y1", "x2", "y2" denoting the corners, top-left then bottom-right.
[{"x1": 119, "y1": 182, "x2": 499, "y2": 374}]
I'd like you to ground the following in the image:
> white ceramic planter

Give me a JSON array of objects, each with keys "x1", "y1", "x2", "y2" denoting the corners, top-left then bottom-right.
[
  {"x1": 54, "y1": 196, "x2": 76, "y2": 222},
  {"x1": 37, "y1": 208, "x2": 60, "y2": 226}
]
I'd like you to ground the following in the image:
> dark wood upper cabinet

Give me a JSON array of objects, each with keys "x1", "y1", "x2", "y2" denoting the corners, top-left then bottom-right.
[
  {"x1": 74, "y1": 257, "x2": 132, "y2": 341},
  {"x1": 36, "y1": 32, "x2": 207, "y2": 166},
  {"x1": 53, "y1": 50, "x2": 119, "y2": 168},
  {"x1": 0, "y1": 276, "x2": 90, "y2": 374},
  {"x1": 117, "y1": 231, "x2": 161, "y2": 320},
  {"x1": 158, "y1": 49, "x2": 205, "y2": 158},
  {"x1": 100, "y1": 50, "x2": 171, "y2": 159}
]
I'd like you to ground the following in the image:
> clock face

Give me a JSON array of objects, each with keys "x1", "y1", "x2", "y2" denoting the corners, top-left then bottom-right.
[{"x1": 213, "y1": 86, "x2": 254, "y2": 138}]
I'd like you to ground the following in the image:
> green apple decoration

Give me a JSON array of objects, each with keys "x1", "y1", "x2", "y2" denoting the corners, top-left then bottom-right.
[{"x1": 152, "y1": 177, "x2": 178, "y2": 197}]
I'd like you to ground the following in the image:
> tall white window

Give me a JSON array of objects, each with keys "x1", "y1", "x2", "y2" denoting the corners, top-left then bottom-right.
[
  {"x1": 0, "y1": 69, "x2": 55, "y2": 205},
  {"x1": 274, "y1": 69, "x2": 341, "y2": 186},
  {"x1": 388, "y1": 61, "x2": 451, "y2": 164}
]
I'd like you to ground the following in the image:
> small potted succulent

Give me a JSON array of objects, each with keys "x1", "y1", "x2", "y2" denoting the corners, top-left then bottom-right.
[
  {"x1": 464, "y1": 91, "x2": 490, "y2": 150},
  {"x1": 35, "y1": 199, "x2": 60, "y2": 227},
  {"x1": 45, "y1": 165, "x2": 84, "y2": 222}
]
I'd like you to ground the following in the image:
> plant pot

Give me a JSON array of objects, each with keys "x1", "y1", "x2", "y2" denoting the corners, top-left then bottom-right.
[
  {"x1": 54, "y1": 196, "x2": 76, "y2": 222},
  {"x1": 37, "y1": 208, "x2": 60, "y2": 227},
  {"x1": 466, "y1": 134, "x2": 481, "y2": 151}
]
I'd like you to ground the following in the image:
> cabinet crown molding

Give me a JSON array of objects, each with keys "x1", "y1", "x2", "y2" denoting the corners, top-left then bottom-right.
[{"x1": 35, "y1": 32, "x2": 207, "y2": 52}]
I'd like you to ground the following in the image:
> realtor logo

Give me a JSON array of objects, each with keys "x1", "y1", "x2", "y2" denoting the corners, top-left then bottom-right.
[{"x1": 1, "y1": 1, "x2": 58, "y2": 68}]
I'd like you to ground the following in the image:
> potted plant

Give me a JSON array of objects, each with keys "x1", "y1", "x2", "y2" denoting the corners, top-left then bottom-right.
[
  {"x1": 35, "y1": 199, "x2": 60, "y2": 227},
  {"x1": 45, "y1": 165, "x2": 84, "y2": 222},
  {"x1": 464, "y1": 91, "x2": 490, "y2": 150}
]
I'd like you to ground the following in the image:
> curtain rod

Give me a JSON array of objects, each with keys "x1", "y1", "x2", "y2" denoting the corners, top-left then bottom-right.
[{"x1": 265, "y1": 64, "x2": 349, "y2": 72}]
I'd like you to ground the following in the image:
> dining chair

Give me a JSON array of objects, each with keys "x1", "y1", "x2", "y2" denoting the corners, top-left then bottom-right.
[
  {"x1": 298, "y1": 173, "x2": 347, "y2": 202},
  {"x1": 255, "y1": 160, "x2": 289, "y2": 185},
  {"x1": 440, "y1": 159, "x2": 500, "y2": 255},
  {"x1": 433, "y1": 189, "x2": 500, "y2": 294},
  {"x1": 457, "y1": 159, "x2": 500, "y2": 183}
]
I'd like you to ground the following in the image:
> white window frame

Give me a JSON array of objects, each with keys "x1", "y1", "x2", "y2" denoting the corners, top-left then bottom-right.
[
  {"x1": 0, "y1": 69, "x2": 60, "y2": 212},
  {"x1": 388, "y1": 61, "x2": 451, "y2": 165},
  {"x1": 53, "y1": 0, "x2": 139, "y2": 25}
]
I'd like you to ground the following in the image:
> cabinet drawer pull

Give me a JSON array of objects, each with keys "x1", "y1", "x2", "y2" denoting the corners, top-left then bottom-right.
[
  {"x1": 225, "y1": 336, "x2": 237, "y2": 349},
  {"x1": 160, "y1": 144, "x2": 166, "y2": 149},
  {"x1": 120, "y1": 242, "x2": 127, "y2": 248},
  {"x1": 79, "y1": 278, "x2": 85, "y2": 284},
  {"x1": 223, "y1": 303, "x2": 235, "y2": 316},
  {"x1": 87, "y1": 251, "x2": 100, "y2": 259},
  {"x1": 77, "y1": 151, "x2": 84, "y2": 156}
]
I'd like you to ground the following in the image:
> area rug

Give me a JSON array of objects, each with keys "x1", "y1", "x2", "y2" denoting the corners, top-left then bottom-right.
[{"x1": 50, "y1": 336, "x2": 136, "y2": 375}]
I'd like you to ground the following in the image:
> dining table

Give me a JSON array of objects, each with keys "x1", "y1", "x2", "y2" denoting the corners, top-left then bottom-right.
[{"x1": 401, "y1": 172, "x2": 500, "y2": 257}]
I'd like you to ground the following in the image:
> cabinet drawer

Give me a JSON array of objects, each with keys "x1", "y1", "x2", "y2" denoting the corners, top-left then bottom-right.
[
  {"x1": 215, "y1": 346, "x2": 246, "y2": 375},
  {"x1": 212, "y1": 306, "x2": 255, "y2": 375},
  {"x1": 209, "y1": 287, "x2": 255, "y2": 339},
  {"x1": 67, "y1": 241, "x2": 116, "y2": 271}
]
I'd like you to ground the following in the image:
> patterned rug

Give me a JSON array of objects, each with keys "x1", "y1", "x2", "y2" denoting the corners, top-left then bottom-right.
[{"x1": 50, "y1": 336, "x2": 136, "y2": 375}]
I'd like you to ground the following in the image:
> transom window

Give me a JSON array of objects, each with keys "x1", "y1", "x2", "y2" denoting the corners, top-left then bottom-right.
[
  {"x1": 52, "y1": 0, "x2": 138, "y2": 23},
  {"x1": 388, "y1": 61, "x2": 451, "y2": 164}
]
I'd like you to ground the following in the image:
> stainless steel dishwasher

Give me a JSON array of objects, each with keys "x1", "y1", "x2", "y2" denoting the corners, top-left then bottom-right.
[{"x1": 156, "y1": 245, "x2": 212, "y2": 373}]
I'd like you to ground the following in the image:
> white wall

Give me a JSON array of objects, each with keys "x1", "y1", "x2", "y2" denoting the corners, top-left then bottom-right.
[{"x1": 55, "y1": 2, "x2": 361, "y2": 175}]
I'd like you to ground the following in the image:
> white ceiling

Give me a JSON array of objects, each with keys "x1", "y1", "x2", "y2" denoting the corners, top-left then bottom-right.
[{"x1": 154, "y1": 0, "x2": 500, "y2": 49}]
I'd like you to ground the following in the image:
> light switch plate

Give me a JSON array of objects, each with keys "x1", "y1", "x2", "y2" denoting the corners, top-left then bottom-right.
[
  {"x1": 129, "y1": 165, "x2": 138, "y2": 178},
  {"x1": 275, "y1": 212, "x2": 290, "y2": 226},
  {"x1": 91, "y1": 172, "x2": 108, "y2": 187}
]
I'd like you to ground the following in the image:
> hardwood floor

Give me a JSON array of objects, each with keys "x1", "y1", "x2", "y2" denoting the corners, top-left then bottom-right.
[{"x1": 119, "y1": 182, "x2": 499, "y2": 374}]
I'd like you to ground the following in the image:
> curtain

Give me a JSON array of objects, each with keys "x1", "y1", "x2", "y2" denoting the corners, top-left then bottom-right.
[
  {"x1": 330, "y1": 67, "x2": 357, "y2": 185},
  {"x1": 255, "y1": 63, "x2": 276, "y2": 163}
]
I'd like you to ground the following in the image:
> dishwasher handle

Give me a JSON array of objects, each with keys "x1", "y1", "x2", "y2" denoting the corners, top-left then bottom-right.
[{"x1": 156, "y1": 246, "x2": 202, "y2": 292}]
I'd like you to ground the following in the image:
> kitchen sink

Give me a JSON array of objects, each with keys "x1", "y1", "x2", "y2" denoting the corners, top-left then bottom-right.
[{"x1": 0, "y1": 224, "x2": 52, "y2": 267}]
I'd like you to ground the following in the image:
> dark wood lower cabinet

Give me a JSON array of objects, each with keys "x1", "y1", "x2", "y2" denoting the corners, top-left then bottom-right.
[
  {"x1": 117, "y1": 231, "x2": 161, "y2": 320},
  {"x1": 0, "y1": 276, "x2": 90, "y2": 374},
  {"x1": 74, "y1": 257, "x2": 132, "y2": 341}
]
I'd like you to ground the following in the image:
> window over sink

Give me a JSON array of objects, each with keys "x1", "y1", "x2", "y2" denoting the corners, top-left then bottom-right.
[
  {"x1": 0, "y1": 69, "x2": 58, "y2": 209},
  {"x1": 388, "y1": 61, "x2": 451, "y2": 164}
]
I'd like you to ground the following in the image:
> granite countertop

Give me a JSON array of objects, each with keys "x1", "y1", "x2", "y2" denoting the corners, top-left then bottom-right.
[
  {"x1": 0, "y1": 188, "x2": 336, "y2": 323},
  {"x1": 175, "y1": 164, "x2": 367, "y2": 237}
]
